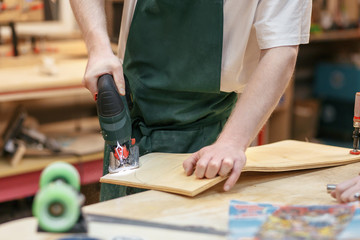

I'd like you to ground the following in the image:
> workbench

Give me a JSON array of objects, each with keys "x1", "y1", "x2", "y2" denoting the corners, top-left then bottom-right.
[
  {"x1": 0, "y1": 152, "x2": 103, "y2": 203},
  {"x1": 1, "y1": 160, "x2": 359, "y2": 239}
]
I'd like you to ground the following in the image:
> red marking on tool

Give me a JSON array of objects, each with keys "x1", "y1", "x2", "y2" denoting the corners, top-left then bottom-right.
[
  {"x1": 350, "y1": 150, "x2": 360, "y2": 155},
  {"x1": 114, "y1": 146, "x2": 129, "y2": 159},
  {"x1": 94, "y1": 93, "x2": 98, "y2": 101},
  {"x1": 123, "y1": 147, "x2": 129, "y2": 158}
]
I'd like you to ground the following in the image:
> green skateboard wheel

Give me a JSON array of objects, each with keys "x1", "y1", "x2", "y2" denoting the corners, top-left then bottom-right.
[
  {"x1": 40, "y1": 162, "x2": 80, "y2": 191},
  {"x1": 32, "y1": 181, "x2": 80, "y2": 232}
]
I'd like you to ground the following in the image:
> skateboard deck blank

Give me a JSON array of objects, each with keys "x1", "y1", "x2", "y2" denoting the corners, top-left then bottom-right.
[{"x1": 100, "y1": 140, "x2": 360, "y2": 197}]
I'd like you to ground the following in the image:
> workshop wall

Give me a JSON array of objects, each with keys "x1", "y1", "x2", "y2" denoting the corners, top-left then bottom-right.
[{"x1": 294, "y1": 0, "x2": 360, "y2": 147}]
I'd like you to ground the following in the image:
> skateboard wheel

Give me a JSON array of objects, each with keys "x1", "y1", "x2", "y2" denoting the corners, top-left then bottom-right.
[
  {"x1": 40, "y1": 162, "x2": 80, "y2": 191},
  {"x1": 32, "y1": 182, "x2": 80, "y2": 232}
]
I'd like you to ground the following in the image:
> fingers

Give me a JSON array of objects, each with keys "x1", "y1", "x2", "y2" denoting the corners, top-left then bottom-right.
[
  {"x1": 330, "y1": 190, "x2": 336, "y2": 199},
  {"x1": 332, "y1": 176, "x2": 360, "y2": 203},
  {"x1": 83, "y1": 54, "x2": 125, "y2": 98},
  {"x1": 83, "y1": 63, "x2": 98, "y2": 97},
  {"x1": 336, "y1": 180, "x2": 357, "y2": 203},
  {"x1": 113, "y1": 67, "x2": 126, "y2": 95},
  {"x1": 341, "y1": 186, "x2": 360, "y2": 203},
  {"x1": 224, "y1": 158, "x2": 242, "y2": 191},
  {"x1": 205, "y1": 158, "x2": 223, "y2": 179},
  {"x1": 183, "y1": 151, "x2": 199, "y2": 176},
  {"x1": 194, "y1": 152, "x2": 215, "y2": 179},
  {"x1": 218, "y1": 158, "x2": 234, "y2": 177},
  {"x1": 183, "y1": 146, "x2": 245, "y2": 192}
]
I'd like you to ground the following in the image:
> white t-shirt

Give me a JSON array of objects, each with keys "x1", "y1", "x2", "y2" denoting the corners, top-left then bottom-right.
[{"x1": 117, "y1": 0, "x2": 312, "y2": 93}]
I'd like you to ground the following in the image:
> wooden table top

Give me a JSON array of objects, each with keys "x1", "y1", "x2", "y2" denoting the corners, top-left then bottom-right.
[{"x1": 1, "y1": 160, "x2": 359, "y2": 239}]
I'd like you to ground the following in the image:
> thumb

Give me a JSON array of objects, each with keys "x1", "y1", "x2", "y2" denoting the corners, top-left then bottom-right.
[
  {"x1": 113, "y1": 66, "x2": 125, "y2": 96},
  {"x1": 330, "y1": 191, "x2": 337, "y2": 199}
]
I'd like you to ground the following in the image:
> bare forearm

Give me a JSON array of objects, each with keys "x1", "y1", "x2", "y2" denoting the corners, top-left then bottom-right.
[
  {"x1": 70, "y1": 0, "x2": 112, "y2": 55},
  {"x1": 70, "y1": 0, "x2": 124, "y2": 96},
  {"x1": 217, "y1": 46, "x2": 299, "y2": 150},
  {"x1": 183, "y1": 46, "x2": 299, "y2": 190}
]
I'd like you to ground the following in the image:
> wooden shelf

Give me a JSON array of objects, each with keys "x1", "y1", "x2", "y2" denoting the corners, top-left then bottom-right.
[
  {"x1": 0, "y1": 58, "x2": 88, "y2": 102},
  {"x1": 310, "y1": 28, "x2": 360, "y2": 42},
  {"x1": 0, "y1": 153, "x2": 103, "y2": 203}
]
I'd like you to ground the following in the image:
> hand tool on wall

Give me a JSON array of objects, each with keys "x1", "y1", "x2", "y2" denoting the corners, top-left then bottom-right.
[
  {"x1": 350, "y1": 92, "x2": 360, "y2": 155},
  {"x1": 95, "y1": 74, "x2": 139, "y2": 173},
  {"x1": 1, "y1": 107, "x2": 61, "y2": 166}
]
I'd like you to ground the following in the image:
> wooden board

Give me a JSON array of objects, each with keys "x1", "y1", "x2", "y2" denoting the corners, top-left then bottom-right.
[
  {"x1": 101, "y1": 152, "x2": 229, "y2": 197},
  {"x1": 100, "y1": 140, "x2": 360, "y2": 196}
]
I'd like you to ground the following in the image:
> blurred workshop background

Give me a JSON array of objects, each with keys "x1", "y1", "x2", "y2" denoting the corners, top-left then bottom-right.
[{"x1": 0, "y1": 0, "x2": 360, "y2": 224}]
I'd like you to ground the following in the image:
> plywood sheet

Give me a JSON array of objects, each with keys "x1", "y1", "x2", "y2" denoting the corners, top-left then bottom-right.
[
  {"x1": 100, "y1": 140, "x2": 360, "y2": 197},
  {"x1": 244, "y1": 140, "x2": 358, "y2": 171}
]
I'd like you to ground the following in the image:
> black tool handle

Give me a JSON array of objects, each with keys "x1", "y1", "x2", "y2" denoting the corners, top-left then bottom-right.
[{"x1": 97, "y1": 74, "x2": 124, "y2": 117}]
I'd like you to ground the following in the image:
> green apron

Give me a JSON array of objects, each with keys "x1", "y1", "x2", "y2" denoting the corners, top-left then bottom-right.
[{"x1": 100, "y1": 0, "x2": 237, "y2": 201}]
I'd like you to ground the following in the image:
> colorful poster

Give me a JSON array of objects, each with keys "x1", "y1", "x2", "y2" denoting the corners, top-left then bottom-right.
[{"x1": 228, "y1": 200, "x2": 360, "y2": 240}]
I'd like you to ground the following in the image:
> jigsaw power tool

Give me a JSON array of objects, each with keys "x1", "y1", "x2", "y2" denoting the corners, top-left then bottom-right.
[{"x1": 96, "y1": 74, "x2": 139, "y2": 173}]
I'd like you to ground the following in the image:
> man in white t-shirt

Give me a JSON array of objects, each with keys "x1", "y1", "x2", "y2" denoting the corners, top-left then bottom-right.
[{"x1": 70, "y1": 0, "x2": 312, "y2": 200}]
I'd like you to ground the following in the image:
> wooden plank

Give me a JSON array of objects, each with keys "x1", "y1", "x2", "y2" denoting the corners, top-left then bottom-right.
[
  {"x1": 244, "y1": 140, "x2": 358, "y2": 171},
  {"x1": 101, "y1": 152, "x2": 228, "y2": 197},
  {"x1": 100, "y1": 140, "x2": 360, "y2": 197}
]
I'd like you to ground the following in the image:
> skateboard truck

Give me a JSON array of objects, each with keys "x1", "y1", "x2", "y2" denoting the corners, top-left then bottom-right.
[
  {"x1": 351, "y1": 92, "x2": 360, "y2": 155},
  {"x1": 33, "y1": 162, "x2": 87, "y2": 233}
]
